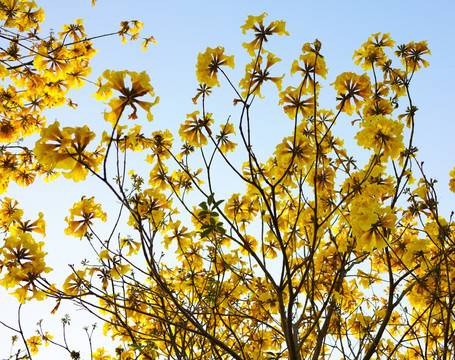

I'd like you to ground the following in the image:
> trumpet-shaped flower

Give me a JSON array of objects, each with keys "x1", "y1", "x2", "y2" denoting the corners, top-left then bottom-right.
[
  {"x1": 332, "y1": 72, "x2": 373, "y2": 115},
  {"x1": 179, "y1": 111, "x2": 213, "y2": 147},
  {"x1": 241, "y1": 13, "x2": 289, "y2": 56},
  {"x1": 355, "y1": 115, "x2": 404, "y2": 160},
  {"x1": 279, "y1": 86, "x2": 315, "y2": 120},
  {"x1": 396, "y1": 41, "x2": 430, "y2": 71},
  {"x1": 94, "y1": 70, "x2": 158, "y2": 123},
  {"x1": 353, "y1": 33, "x2": 395, "y2": 70},
  {"x1": 35, "y1": 121, "x2": 104, "y2": 181},
  {"x1": 239, "y1": 52, "x2": 284, "y2": 98},
  {"x1": 216, "y1": 123, "x2": 237, "y2": 153},
  {"x1": 64, "y1": 197, "x2": 107, "y2": 238},
  {"x1": 196, "y1": 47, "x2": 234, "y2": 87}
]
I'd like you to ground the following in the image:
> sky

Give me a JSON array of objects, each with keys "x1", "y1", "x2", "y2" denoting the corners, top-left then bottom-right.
[{"x1": 2, "y1": 0, "x2": 455, "y2": 358}]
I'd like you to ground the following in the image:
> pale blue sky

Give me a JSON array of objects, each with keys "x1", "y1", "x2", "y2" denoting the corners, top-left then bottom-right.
[{"x1": 2, "y1": 0, "x2": 455, "y2": 358}]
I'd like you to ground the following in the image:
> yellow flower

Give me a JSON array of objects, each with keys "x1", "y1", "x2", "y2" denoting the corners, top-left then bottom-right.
[
  {"x1": 241, "y1": 13, "x2": 289, "y2": 56},
  {"x1": 141, "y1": 35, "x2": 157, "y2": 51},
  {"x1": 449, "y1": 167, "x2": 455, "y2": 193},
  {"x1": 332, "y1": 72, "x2": 373, "y2": 115},
  {"x1": 240, "y1": 235, "x2": 258, "y2": 255},
  {"x1": 33, "y1": 44, "x2": 70, "y2": 80},
  {"x1": 397, "y1": 105, "x2": 418, "y2": 128},
  {"x1": 353, "y1": 33, "x2": 395, "y2": 70},
  {"x1": 179, "y1": 111, "x2": 213, "y2": 147},
  {"x1": 120, "y1": 236, "x2": 141, "y2": 256},
  {"x1": 216, "y1": 122, "x2": 237, "y2": 153},
  {"x1": 118, "y1": 20, "x2": 143, "y2": 43},
  {"x1": 148, "y1": 163, "x2": 169, "y2": 190},
  {"x1": 10, "y1": 211, "x2": 46, "y2": 236},
  {"x1": 279, "y1": 86, "x2": 315, "y2": 120},
  {"x1": 92, "y1": 347, "x2": 112, "y2": 360},
  {"x1": 94, "y1": 70, "x2": 159, "y2": 123},
  {"x1": 58, "y1": 19, "x2": 86, "y2": 41},
  {"x1": 291, "y1": 41, "x2": 327, "y2": 90},
  {"x1": 355, "y1": 115, "x2": 404, "y2": 160},
  {"x1": 224, "y1": 193, "x2": 259, "y2": 231},
  {"x1": 274, "y1": 132, "x2": 312, "y2": 169},
  {"x1": 146, "y1": 130, "x2": 173, "y2": 161},
  {"x1": 396, "y1": 41, "x2": 430, "y2": 71},
  {"x1": 128, "y1": 188, "x2": 169, "y2": 227},
  {"x1": 163, "y1": 220, "x2": 195, "y2": 251},
  {"x1": 27, "y1": 335, "x2": 42, "y2": 355},
  {"x1": 0, "y1": 197, "x2": 24, "y2": 229},
  {"x1": 64, "y1": 197, "x2": 107, "y2": 238},
  {"x1": 0, "y1": 232, "x2": 51, "y2": 302},
  {"x1": 196, "y1": 47, "x2": 234, "y2": 87},
  {"x1": 62, "y1": 270, "x2": 89, "y2": 296},
  {"x1": 239, "y1": 52, "x2": 284, "y2": 98},
  {"x1": 34, "y1": 122, "x2": 105, "y2": 182},
  {"x1": 362, "y1": 97, "x2": 394, "y2": 118}
]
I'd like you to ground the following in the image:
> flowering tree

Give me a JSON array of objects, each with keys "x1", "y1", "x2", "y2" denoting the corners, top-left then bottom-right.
[{"x1": 1, "y1": 2, "x2": 453, "y2": 360}]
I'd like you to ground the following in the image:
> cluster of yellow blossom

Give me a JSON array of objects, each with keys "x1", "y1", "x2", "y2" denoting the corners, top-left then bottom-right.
[{"x1": 0, "y1": 198, "x2": 50, "y2": 302}]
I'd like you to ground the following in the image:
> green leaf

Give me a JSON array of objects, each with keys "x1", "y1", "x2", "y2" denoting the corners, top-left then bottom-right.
[
  {"x1": 199, "y1": 210, "x2": 209, "y2": 217},
  {"x1": 200, "y1": 229, "x2": 212, "y2": 238},
  {"x1": 214, "y1": 199, "x2": 224, "y2": 207}
]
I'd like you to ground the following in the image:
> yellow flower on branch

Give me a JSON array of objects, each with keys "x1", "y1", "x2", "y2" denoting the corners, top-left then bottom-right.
[
  {"x1": 274, "y1": 132, "x2": 312, "y2": 169},
  {"x1": 353, "y1": 33, "x2": 395, "y2": 70},
  {"x1": 241, "y1": 13, "x2": 289, "y2": 56},
  {"x1": 196, "y1": 47, "x2": 234, "y2": 87},
  {"x1": 62, "y1": 270, "x2": 89, "y2": 296},
  {"x1": 33, "y1": 45, "x2": 70, "y2": 80},
  {"x1": 148, "y1": 130, "x2": 174, "y2": 160},
  {"x1": 34, "y1": 121, "x2": 105, "y2": 181},
  {"x1": 216, "y1": 122, "x2": 237, "y2": 153},
  {"x1": 291, "y1": 40, "x2": 327, "y2": 91},
  {"x1": 239, "y1": 51, "x2": 284, "y2": 98},
  {"x1": 355, "y1": 115, "x2": 404, "y2": 160},
  {"x1": 64, "y1": 197, "x2": 107, "y2": 238},
  {"x1": 332, "y1": 72, "x2": 373, "y2": 115},
  {"x1": 0, "y1": 197, "x2": 24, "y2": 229},
  {"x1": 118, "y1": 20, "x2": 144, "y2": 44},
  {"x1": 179, "y1": 111, "x2": 214, "y2": 147},
  {"x1": 34, "y1": 121, "x2": 72, "y2": 167},
  {"x1": 398, "y1": 105, "x2": 418, "y2": 128},
  {"x1": 94, "y1": 70, "x2": 159, "y2": 123},
  {"x1": 358, "y1": 209, "x2": 396, "y2": 251},
  {"x1": 148, "y1": 163, "x2": 169, "y2": 190},
  {"x1": 27, "y1": 335, "x2": 42, "y2": 355},
  {"x1": 128, "y1": 188, "x2": 169, "y2": 228},
  {"x1": 279, "y1": 86, "x2": 315, "y2": 120},
  {"x1": 396, "y1": 41, "x2": 430, "y2": 72},
  {"x1": 58, "y1": 19, "x2": 86, "y2": 42},
  {"x1": 449, "y1": 167, "x2": 455, "y2": 193},
  {"x1": 10, "y1": 211, "x2": 46, "y2": 236},
  {"x1": 0, "y1": 232, "x2": 51, "y2": 302},
  {"x1": 1, "y1": 1, "x2": 44, "y2": 31},
  {"x1": 120, "y1": 236, "x2": 141, "y2": 256},
  {"x1": 141, "y1": 35, "x2": 157, "y2": 51},
  {"x1": 163, "y1": 220, "x2": 196, "y2": 251}
]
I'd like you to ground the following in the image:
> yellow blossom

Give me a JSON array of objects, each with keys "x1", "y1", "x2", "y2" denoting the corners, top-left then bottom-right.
[
  {"x1": 332, "y1": 72, "x2": 373, "y2": 115},
  {"x1": 64, "y1": 197, "x2": 107, "y2": 238},
  {"x1": 196, "y1": 47, "x2": 234, "y2": 87}
]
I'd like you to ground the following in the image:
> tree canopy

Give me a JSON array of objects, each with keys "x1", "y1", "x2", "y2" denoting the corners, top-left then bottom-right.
[{"x1": 1, "y1": 1, "x2": 454, "y2": 360}]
